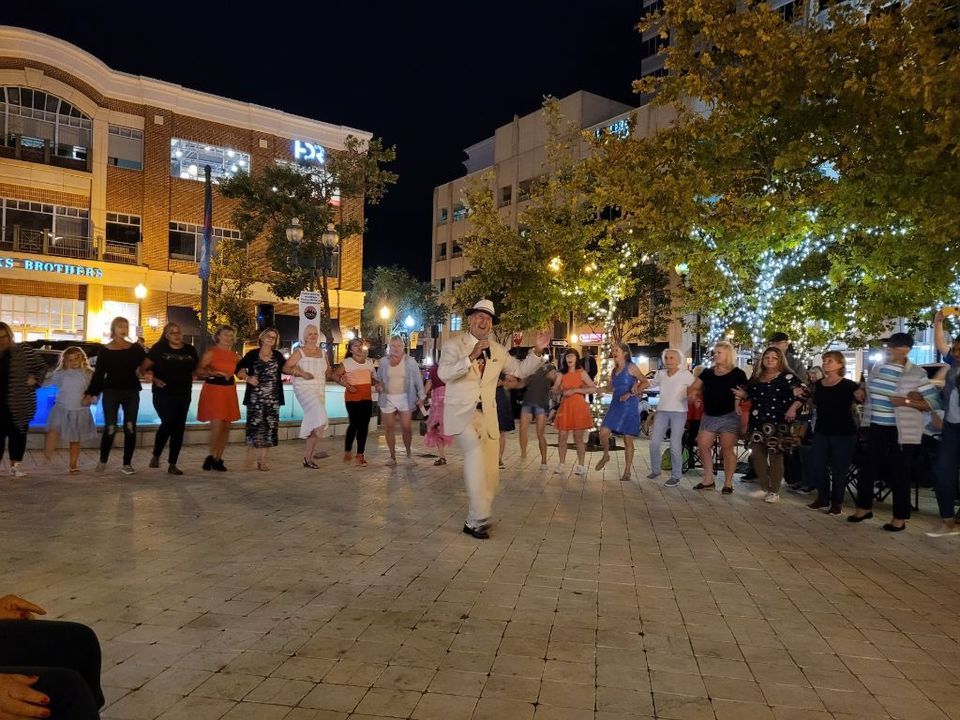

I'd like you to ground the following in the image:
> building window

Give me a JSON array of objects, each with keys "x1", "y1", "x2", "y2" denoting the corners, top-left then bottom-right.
[
  {"x1": 452, "y1": 243, "x2": 462, "y2": 258},
  {"x1": 168, "y1": 221, "x2": 241, "y2": 262},
  {"x1": 1, "y1": 198, "x2": 92, "y2": 259},
  {"x1": 436, "y1": 242, "x2": 447, "y2": 260},
  {"x1": 170, "y1": 138, "x2": 250, "y2": 182},
  {"x1": 105, "y1": 213, "x2": 141, "y2": 265},
  {"x1": 452, "y1": 203, "x2": 468, "y2": 222},
  {"x1": 0, "y1": 87, "x2": 92, "y2": 169},
  {"x1": 450, "y1": 313, "x2": 462, "y2": 332},
  {"x1": 499, "y1": 186, "x2": 512, "y2": 207},
  {"x1": 437, "y1": 208, "x2": 448, "y2": 225},
  {"x1": 0, "y1": 294, "x2": 86, "y2": 342},
  {"x1": 108, "y1": 126, "x2": 143, "y2": 170},
  {"x1": 436, "y1": 278, "x2": 446, "y2": 293},
  {"x1": 451, "y1": 275, "x2": 463, "y2": 290}
]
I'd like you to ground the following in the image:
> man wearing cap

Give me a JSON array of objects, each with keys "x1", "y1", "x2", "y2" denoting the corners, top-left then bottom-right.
[
  {"x1": 439, "y1": 300, "x2": 551, "y2": 539},
  {"x1": 769, "y1": 332, "x2": 805, "y2": 378},
  {"x1": 849, "y1": 332, "x2": 939, "y2": 531}
]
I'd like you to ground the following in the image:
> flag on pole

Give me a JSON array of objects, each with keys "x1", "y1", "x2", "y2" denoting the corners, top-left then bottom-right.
[{"x1": 199, "y1": 165, "x2": 213, "y2": 280}]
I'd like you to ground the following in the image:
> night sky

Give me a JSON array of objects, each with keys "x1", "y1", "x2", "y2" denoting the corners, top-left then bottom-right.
[{"x1": 1, "y1": 1, "x2": 643, "y2": 280}]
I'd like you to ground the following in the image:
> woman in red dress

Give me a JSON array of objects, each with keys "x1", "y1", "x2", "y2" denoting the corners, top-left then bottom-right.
[
  {"x1": 551, "y1": 349, "x2": 597, "y2": 476},
  {"x1": 197, "y1": 326, "x2": 241, "y2": 471}
]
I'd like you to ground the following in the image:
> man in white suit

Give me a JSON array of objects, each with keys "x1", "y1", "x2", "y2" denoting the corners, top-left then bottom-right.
[{"x1": 438, "y1": 299, "x2": 552, "y2": 539}]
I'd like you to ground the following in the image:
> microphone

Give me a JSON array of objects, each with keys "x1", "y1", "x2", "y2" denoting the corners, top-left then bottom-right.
[{"x1": 483, "y1": 347, "x2": 491, "y2": 360}]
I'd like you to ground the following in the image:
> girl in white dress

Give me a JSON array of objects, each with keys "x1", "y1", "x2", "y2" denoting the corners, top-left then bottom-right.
[
  {"x1": 284, "y1": 324, "x2": 334, "y2": 468},
  {"x1": 44, "y1": 347, "x2": 98, "y2": 472}
]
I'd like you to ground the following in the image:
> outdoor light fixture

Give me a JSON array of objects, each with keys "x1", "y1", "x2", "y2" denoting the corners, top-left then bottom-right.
[
  {"x1": 321, "y1": 223, "x2": 338, "y2": 250},
  {"x1": 134, "y1": 283, "x2": 147, "y2": 299},
  {"x1": 148, "y1": 317, "x2": 159, "y2": 329},
  {"x1": 404, "y1": 315, "x2": 415, "y2": 329},
  {"x1": 286, "y1": 217, "x2": 304, "y2": 245},
  {"x1": 379, "y1": 305, "x2": 391, "y2": 320},
  {"x1": 345, "y1": 330, "x2": 356, "y2": 341}
]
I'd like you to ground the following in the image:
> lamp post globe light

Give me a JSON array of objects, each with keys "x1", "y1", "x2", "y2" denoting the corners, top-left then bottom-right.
[{"x1": 286, "y1": 217, "x2": 341, "y2": 363}]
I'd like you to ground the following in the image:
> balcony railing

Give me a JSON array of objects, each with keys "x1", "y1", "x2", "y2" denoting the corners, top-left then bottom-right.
[
  {"x1": 0, "y1": 135, "x2": 92, "y2": 172},
  {"x1": 0, "y1": 226, "x2": 141, "y2": 266}
]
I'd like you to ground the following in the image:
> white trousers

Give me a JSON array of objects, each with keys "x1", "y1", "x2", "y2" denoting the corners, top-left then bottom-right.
[{"x1": 457, "y1": 410, "x2": 500, "y2": 528}]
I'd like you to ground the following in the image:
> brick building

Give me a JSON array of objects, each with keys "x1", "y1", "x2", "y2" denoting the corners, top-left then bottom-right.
[{"x1": 0, "y1": 26, "x2": 369, "y2": 352}]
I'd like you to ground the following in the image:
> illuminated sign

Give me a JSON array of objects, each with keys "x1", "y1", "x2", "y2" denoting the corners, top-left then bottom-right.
[
  {"x1": 594, "y1": 118, "x2": 631, "y2": 139},
  {"x1": 579, "y1": 332, "x2": 606, "y2": 344},
  {"x1": 293, "y1": 140, "x2": 326, "y2": 164},
  {"x1": 0, "y1": 257, "x2": 104, "y2": 278}
]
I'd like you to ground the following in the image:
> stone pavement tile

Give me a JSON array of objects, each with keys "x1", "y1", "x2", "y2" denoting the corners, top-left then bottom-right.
[
  {"x1": 759, "y1": 681, "x2": 826, "y2": 710},
  {"x1": 427, "y1": 669, "x2": 487, "y2": 697},
  {"x1": 322, "y1": 661, "x2": 386, "y2": 687},
  {"x1": 856, "y1": 673, "x2": 927, "y2": 698},
  {"x1": 222, "y1": 651, "x2": 289, "y2": 676},
  {"x1": 481, "y1": 674, "x2": 541, "y2": 703},
  {"x1": 697, "y1": 657, "x2": 754, "y2": 680},
  {"x1": 178, "y1": 648, "x2": 242, "y2": 672},
  {"x1": 542, "y1": 660, "x2": 595, "y2": 685},
  {"x1": 102, "y1": 661, "x2": 167, "y2": 690},
  {"x1": 410, "y1": 692, "x2": 477, "y2": 720},
  {"x1": 283, "y1": 710, "x2": 347, "y2": 720},
  {"x1": 353, "y1": 687, "x2": 421, "y2": 717},
  {"x1": 532, "y1": 706, "x2": 594, "y2": 720},
  {"x1": 155, "y1": 695, "x2": 237, "y2": 720},
  {"x1": 703, "y1": 675, "x2": 766, "y2": 703},
  {"x1": 876, "y1": 694, "x2": 952, "y2": 720},
  {"x1": 219, "y1": 703, "x2": 291, "y2": 719},
  {"x1": 537, "y1": 680, "x2": 594, "y2": 710},
  {"x1": 499, "y1": 635, "x2": 549, "y2": 657},
  {"x1": 650, "y1": 669, "x2": 708, "y2": 697},
  {"x1": 471, "y1": 697, "x2": 536, "y2": 720},
  {"x1": 141, "y1": 667, "x2": 214, "y2": 695},
  {"x1": 372, "y1": 664, "x2": 436, "y2": 692},
  {"x1": 491, "y1": 654, "x2": 546, "y2": 679},
  {"x1": 298, "y1": 683, "x2": 366, "y2": 713},
  {"x1": 440, "y1": 651, "x2": 495, "y2": 673},
  {"x1": 104, "y1": 689, "x2": 186, "y2": 719},
  {"x1": 272, "y1": 656, "x2": 338, "y2": 683},
  {"x1": 653, "y1": 691, "x2": 715, "y2": 719},
  {"x1": 192, "y1": 672, "x2": 264, "y2": 701},
  {"x1": 815, "y1": 687, "x2": 888, "y2": 717},
  {"x1": 595, "y1": 686, "x2": 655, "y2": 716},
  {"x1": 711, "y1": 699, "x2": 776, "y2": 720},
  {"x1": 770, "y1": 709, "x2": 835, "y2": 720},
  {"x1": 644, "y1": 650, "x2": 699, "y2": 674},
  {"x1": 801, "y1": 667, "x2": 868, "y2": 693},
  {"x1": 243, "y1": 677, "x2": 314, "y2": 706}
]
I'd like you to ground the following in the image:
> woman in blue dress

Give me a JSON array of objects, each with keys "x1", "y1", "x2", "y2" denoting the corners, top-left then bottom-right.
[{"x1": 596, "y1": 342, "x2": 647, "y2": 481}]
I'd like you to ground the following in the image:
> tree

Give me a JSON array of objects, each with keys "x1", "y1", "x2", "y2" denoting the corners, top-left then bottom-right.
[
  {"x1": 193, "y1": 233, "x2": 256, "y2": 345},
  {"x1": 611, "y1": 262, "x2": 672, "y2": 345},
  {"x1": 592, "y1": 0, "x2": 960, "y2": 351},
  {"x1": 361, "y1": 266, "x2": 447, "y2": 351},
  {"x1": 455, "y1": 99, "x2": 630, "y2": 336},
  {"x1": 219, "y1": 136, "x2": 397, "y2": 359}
]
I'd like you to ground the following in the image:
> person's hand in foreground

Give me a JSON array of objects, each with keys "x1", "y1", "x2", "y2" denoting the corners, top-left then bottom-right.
[
  {"x1": 0, "y1": 596, "x2": 45, "y2": 621},
  {"x1": 0, "y1": 674, "x2": 50, "y2": 719}
]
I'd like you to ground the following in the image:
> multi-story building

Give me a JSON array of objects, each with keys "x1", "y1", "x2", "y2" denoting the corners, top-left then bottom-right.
[
  {"x1": 430, "y1": 90, "x2": 682, "y2": 368},
  {"x1": 0, "y1": 26, "x2": 368, "y2": 351}
]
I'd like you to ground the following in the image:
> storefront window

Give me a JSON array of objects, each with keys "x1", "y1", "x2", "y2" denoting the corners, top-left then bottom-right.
[
  {"x1": 170, "y1": 138, "x2": 250, "y2": 182},
  {"x1": 0, "y1": 294, "x2": 85, "y2": 342}
]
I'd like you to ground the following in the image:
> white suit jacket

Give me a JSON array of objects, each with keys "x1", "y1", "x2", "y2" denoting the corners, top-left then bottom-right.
[{"x1": 438, "y1": 332, "x2": 543, "y2": 438}]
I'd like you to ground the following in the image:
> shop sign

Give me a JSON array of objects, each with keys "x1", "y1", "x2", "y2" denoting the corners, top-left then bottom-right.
[
  {"x1": 579, "y1": 332, "x2": 606, "y2": 344},
  {"x1": 293, "y1": 140, "x2": 326, "y2": 165},
  {"x1": 0, "y1": 257, "x2": 103, "y2": 278}
]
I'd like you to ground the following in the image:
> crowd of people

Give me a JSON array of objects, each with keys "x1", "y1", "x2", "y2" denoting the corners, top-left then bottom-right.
[{"x1": 3, "y1": 304, "x2": 959, "y2": 542}]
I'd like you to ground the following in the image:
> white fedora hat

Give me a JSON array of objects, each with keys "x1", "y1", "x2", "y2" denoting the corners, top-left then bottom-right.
[{"x1": 465, "y1": 298, "x2": 499, "y2": 324}]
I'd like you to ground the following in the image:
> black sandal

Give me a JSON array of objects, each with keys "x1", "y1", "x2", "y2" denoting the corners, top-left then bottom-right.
[
  {"x1": 433, "y1": 458, "x2": 447, "y2": 466},
  {"x1": 302, "y1": 459, "x2": 320, "y2": 469},
  {"x1": 693, "y1": 482, "x2": 716, "y2": 490},
  {"x1": 721, "y1": 486, "x2": 733, "y2": 495}
]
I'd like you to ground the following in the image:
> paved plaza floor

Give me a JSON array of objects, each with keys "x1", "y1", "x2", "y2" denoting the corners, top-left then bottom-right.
[{"x1": 3, "y1": 429, "x2": 960, "y2": 720}]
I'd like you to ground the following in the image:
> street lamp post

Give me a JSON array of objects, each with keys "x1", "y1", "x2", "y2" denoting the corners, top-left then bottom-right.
[
  {"x1": 287, "y1": 217, "x2": 340, "y2": 363},
  {"x1": 134, "y1": 283, "x2": 147, "y2": 340}
]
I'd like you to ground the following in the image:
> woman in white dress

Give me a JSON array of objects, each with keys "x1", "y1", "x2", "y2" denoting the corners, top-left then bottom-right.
[{"x1": 284, "y1": 324, "x2": 334, "y2": 468}]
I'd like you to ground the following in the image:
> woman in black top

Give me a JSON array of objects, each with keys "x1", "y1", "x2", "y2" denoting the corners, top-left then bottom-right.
[
  {"x1": 140, "y1": 322, "x2": 198, "y2": 475},
  {"x1": 0, "y1": 321, "x2": 46, "y2": 477},
  {"x1": 84, "y1": 317, "x2": 146, "y2": 475},
  {"x1": 236, "y1": 328, "x2": 286, "y2": 471},
  {"x1": 738, "y1": 347, "x2": 804, "y2": 502},
  {"x1": 687, "y1": 341, "x2": 748, "y2": 493},
  {"x1": 807, "y1": 351, "x2": 864, "y2": 514}
]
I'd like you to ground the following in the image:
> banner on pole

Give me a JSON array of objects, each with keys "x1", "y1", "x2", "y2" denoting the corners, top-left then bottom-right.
[{"x1": 298, "y1": 291, "x2": 322, "y2": 345}]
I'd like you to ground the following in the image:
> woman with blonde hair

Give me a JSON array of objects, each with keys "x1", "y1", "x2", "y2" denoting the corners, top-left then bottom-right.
[
  {"x1": 647, "y1": 348, "x2": 696, "y2": 487},
  {"x1": 737, "y1": 346, "x2": 804, "y2": 503},
  {"x1": 237, "y1": 327, "x2": 287, "y2": 471},
  {"x1": 197, "y1": 325, "x2": 241, "y2": 471},
  {"x1": 44, "y1": 347, "x2": 97, "y2": 473},
  {"x1": 84, "y1": 316, "x2": 146, "y2": 475},
  {"x1": 284, "y1": 324, "x2": 334, "y2": 468},
  {"x1": 687, "y1": 341, "x2": 748, "y2": 493}
]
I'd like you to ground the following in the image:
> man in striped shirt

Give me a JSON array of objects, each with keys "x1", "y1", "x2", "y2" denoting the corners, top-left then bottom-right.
[{"x1": 849, "y1": 333, "x2": 940, "y2": 531}]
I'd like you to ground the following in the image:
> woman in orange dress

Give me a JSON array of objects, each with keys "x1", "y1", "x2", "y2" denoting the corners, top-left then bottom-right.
[
  {"x1": 552, "y1": 349, "x2": 597, "y2": 476},
  {"x1": 197, "y1": 325, "x2": 241, "y2": 471}
]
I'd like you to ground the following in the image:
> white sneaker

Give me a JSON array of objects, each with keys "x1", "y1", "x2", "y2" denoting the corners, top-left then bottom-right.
[
  {"x1": 573, "y1": 464, "x2": 586, "y2": 476},
  {"x1": 9, "y1": 463, "x2": 27, "y2": 478},
  {"x1": 926, "y1": 524, "x2": 960, "y2": 538},
  {"x1": 749, "y1": 489, "x2": 767, "y2": 499},
  {"x1": 553, "y1": 464, "x2": 566, "y2": 474},
  {"x1": 405, "y1": 455, "x2": 416, "y2": 465},
  {"x1": 764, "y1": 492, "x2": 780, "y2": 503},
  {"x1": 121, "y1": 465, "x2": 136, "y2": 475},
  {"x1": 540, "y1": 463, "x2": 548, "y2": 471}
]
